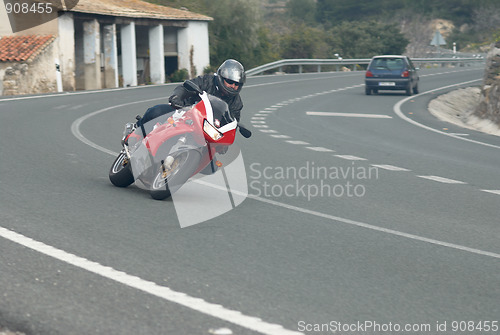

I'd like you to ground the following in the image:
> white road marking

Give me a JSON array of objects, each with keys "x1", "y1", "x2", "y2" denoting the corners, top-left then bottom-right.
[
  {"x1": 334, "y1": 155, "x2": 367, "y2": 161},
  {"x1": 259, "y1": 129, "x2": 278, "y2": 133},
  {"x1": 0, "y1": 227, "x2": 302, "y2": 335},
  {"x1": 417, "y1": 175, "x2": 467, "y2": 184},
  {"x1": 449, "y1": 133, "x2": 470, "y2": 136},
  {"x1": 251, "y1": 117, "x2": 267, "y2": 120},
  {"x1": 63, "y1": 73, "x2": 500, "y2": 334},
  {"x1": 250, "y1": 121, "x2": 266, "y2": 124},
  {"x1": 393, "y1": 79, "x2": 500, "y2": 150},
  {"x1": 481, "y1": 190, "x2": 500, "y2": 195},
  {"x1": 285, "y1": 140, "x2": 310, "y2": 145},
  {"x1": 240, "y1": 193, "x2": 500, "y2": 260},
  {"x1": 258, "y1": 111, "x2": 274, "y2": 114},
  {"x1": 306, "y1": 147, "x2": 335, "y2": 152},
  {"x1": 66, "y1": 99, "x2": 500, "y2": 335},
  {"x1": 371, "y1": 164, "x2": 411, "y2": 172},
  {"x1": 306, "y1": 111, "x2": 392, "y2": 118},
  {"x1": 270, "y1": 135, "x2": 291, "y2": 139},
  {"x1": 252, "y1": 125, "x2": 269, "y2": 128},
  {"x1": 70, "y1": 97, "x2": 165, "y2": 156},
  {"x1": 190, "y1": 180, "x2": 500, "y2": 261}
]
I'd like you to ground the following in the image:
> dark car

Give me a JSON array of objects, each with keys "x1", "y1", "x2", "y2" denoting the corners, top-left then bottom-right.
[{"x1": 365, "y1": 55, "x2": 419, "y2": 95}]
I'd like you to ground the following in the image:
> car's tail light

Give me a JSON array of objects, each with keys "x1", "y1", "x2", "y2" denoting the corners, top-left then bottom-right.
[
  {"x1": 401, "y1": 70, "x2": 410, "y2": 77},
  {"x1": 365, "y1": 70, "x2": 373, "y2": 77}
]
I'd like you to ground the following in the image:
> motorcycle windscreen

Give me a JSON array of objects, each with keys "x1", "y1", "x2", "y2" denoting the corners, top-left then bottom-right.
[{"x1": 171, "y1": 144, "x2": 248, "y2": 228}]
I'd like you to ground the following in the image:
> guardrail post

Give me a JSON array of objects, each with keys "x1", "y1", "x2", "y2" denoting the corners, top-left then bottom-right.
[
  {"x1": 299, "y1": 65, "x2": 303, "y2": 74},
  {"x1": 317, "y1": 65, "x2": 321, "y2": 73}
]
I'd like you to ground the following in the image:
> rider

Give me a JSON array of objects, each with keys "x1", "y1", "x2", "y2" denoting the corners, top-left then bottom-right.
[{"x1": 135, "y1": 59, "x2": 246, "y2": 134}]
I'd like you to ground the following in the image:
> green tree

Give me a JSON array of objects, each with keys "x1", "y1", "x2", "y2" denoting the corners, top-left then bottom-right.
[
  {"x1": 329, "y1": 21, "x2": 409, "y2": 58},
  {"x1": 208, "y1": 0, "x2": 277, "y2": 69},
  {"x1": 280, "y1": 23, "x2": 330, "y2": 59},
  {"x1": 287, "y1": 0, "x2": 316, "y2": 26}
]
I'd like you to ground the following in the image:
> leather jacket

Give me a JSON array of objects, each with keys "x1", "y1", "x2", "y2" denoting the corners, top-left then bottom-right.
[{"x1": 172, "y1": 74, "x2": 243, "y2": 122}]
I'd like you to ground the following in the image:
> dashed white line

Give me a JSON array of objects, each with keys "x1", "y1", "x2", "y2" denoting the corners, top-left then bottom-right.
[
  {"x1": 334, "y1": 155, "x2": 367, "y2": 161},
  {"x1": 259, "y1": 129, "x2": 278, "y2": 133},
  {"x1": 481, "y1": 190, "x2": 500, "y2": 195},
  {"x1": 371, "y1": 164, "x2": 411, "y2": 172},
  {"x1": 306, "y1": 147, "x2": 335, "y2": 152},
  {"x1": 307, "y1": 111, "x2": 392, "y2": 118},
  {"x1": 250, "y1": 121, "x2": 267, "y2": 124},
  {"x1": 417, "y1": 175, "x2": 467, "y2": 184},
  {"x1": 286, "y1": 140, "x2": 310, "y2": 145},
  {"x1": 252, "y1": 125, "x2": 269, "y2": 128},
  {"x1": 270, "y1": 135, "x2": 291, "y2": 139}
]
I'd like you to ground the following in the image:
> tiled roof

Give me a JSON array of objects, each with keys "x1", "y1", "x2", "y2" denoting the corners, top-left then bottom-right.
[
  {"x1": 0, "y1": 35, "x2": 55, "y2": 62},
  {"x1": 66, "y1": 0, "x2": 212, "y2": 21}
]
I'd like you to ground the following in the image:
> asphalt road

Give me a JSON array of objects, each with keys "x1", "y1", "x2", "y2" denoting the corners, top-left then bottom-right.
[{"x1": 1, "y1": 65, "x2": 499, "y2": 335}]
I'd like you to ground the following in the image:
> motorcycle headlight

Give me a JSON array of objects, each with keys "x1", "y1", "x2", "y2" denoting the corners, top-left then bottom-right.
[{"x1": 203, "y1": 120, "x2": 223, "y2": 141}]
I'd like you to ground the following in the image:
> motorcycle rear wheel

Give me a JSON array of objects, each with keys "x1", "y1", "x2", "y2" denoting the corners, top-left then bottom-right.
[
  {"x1": 109, "y1": 152, "x2": 134, "y2": 187},
  {"x1": 150, "y1": 149, "x2": 201, "y2": 200}
]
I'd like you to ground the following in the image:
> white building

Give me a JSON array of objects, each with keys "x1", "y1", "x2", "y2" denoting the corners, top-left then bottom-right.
[{"x1": 0, "y1": 0, "x2": 212, "y2": 95}]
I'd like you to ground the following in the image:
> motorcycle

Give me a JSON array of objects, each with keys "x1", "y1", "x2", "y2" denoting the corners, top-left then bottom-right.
[{"x1": 109, "y1": 80, "x2": 252, "y2": 200}]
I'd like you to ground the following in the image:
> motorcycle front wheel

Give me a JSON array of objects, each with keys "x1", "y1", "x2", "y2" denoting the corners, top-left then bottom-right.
[
  {"x1": 150, "y1": 149, "x2": 201, "y2": 200},
  {"x1": 109, "y1": 152, "x2": 134, "y2": 187}
]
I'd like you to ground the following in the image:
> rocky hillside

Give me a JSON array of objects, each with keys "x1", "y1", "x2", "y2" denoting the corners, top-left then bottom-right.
[{"x1": 475, "y1": 41, "x2": 500, "y2": 126}]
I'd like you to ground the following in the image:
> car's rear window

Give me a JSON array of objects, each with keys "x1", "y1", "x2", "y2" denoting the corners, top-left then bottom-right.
[{"x1": 370, "y1": 58, "x2": 405, "y2": 70}]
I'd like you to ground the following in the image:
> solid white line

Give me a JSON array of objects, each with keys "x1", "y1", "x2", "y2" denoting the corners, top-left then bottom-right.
[
  {"x1": 307, "y1": 111, "x2": 392, "y2": 118},
  {"x1": 192, "y1": 179, "x2": 500, "y2": 260},
  {"x1": 371, "y1": 164, "x2": 411, "y2": 172},
  {"x1": 393, "y1": 79, "x2": 500, "y2": 150},
  {"x1": 76, "y1": 105, "x2": 307, "y2": 334},
  {"x1": 0, "y1": 84, "x2": 176, "y2": 102},
  {"x1": 334, "y1": 155, "x2": 367, "y2": 161},
  {"x1": 68, "y1": 103, "x2": 500, "y2": 333},
  {"x1": 0, "y1": 227, "x2": 302, "y2": 335},
  {"x1": 481, "y1": 190, "x2": 500, "y2": 195},
  {"x1": 241, "y1": 194, "x2": 500, "y2": 260},
  {"x1": 70, "y1": 97, "x2": 166, "y2": 156},
  {"x1": 306, "y1": 147, "x2": 335, "y2": 152},
  {"x1": 417, "y1": 175, "x2": 467, "y2": 184}
]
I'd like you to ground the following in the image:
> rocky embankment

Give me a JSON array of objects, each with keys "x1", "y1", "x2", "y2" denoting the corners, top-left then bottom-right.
[{"x1": 429, "y1": 41, "x2": 500, "y2": 136}]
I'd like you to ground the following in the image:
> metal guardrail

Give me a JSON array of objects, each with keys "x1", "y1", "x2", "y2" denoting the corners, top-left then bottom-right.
[{"x1": 246, "y1": 57, "x2": 486, "y2": 76}]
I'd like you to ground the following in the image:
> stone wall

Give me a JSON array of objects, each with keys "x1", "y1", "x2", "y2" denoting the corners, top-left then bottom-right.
[
  {"x1": 1, "y1": 42, "x2": 57, "y2": 96},
  {"x1": 474, "y1": 41, "x2": 500, "y2": 126}
]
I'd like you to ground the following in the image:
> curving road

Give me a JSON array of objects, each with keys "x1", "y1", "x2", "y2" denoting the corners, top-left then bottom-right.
[{"x1": 1, "y1": 66, "x2": 499, "y2": 335}]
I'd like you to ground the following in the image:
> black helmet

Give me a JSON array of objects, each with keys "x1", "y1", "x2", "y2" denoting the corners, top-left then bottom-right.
[{"x1": 216, "y1": 59, "x2": 246, "y2": 97}]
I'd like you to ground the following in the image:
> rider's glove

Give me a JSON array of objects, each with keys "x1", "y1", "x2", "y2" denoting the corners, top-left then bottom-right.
[{"x1": 169, "y1": 95, "x2": 183, "y2": 108}]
